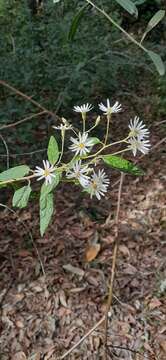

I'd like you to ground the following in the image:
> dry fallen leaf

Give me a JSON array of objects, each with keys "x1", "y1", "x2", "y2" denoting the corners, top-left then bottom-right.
[
  {"x1": 18, "y1": 250, "x2": 32, "y2": 257},
  {"x1": 119, "y1": 244, "x2": 130, "y2": 257},
  {"x1": 143, "y1": 342, "x2": 154, "y2": 354},
  {"x1": 85, "y1": 243, "x2": 101, "y2": 262},
  {"x1": 149, "y1": 297, "x2": 162, "y2": 310},
  {"x1": 160, "y1": 340, "x2": 166, "y2": 353},
  {"x1": 13, "y1": 352, "x2": 27, "y2": 360},
  {"x1": 63, "y1": 264, "x2": 84, "y2": 277},
  {"x1": 59, "y1": 290, "x2": 68, "y2": 308}
]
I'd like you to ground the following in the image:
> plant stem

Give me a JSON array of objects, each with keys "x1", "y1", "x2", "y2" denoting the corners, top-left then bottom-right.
[
  {"x1": 84, "y1": 137, "x2": 129, "y2": 160},
  {"x1": 85, "y1": 0, "x2": 148, "y2": 55},
  {"x1": 57, "y1": 134, "x2": 65, "y2": 165},
  {"x1": 0, "y1": 174, "x2": 35, "y2": 186},
  {"x1": 104, "y1": 115, "x2": 111, "y2": 145},
  {"x1": 82, "y1": 113, "x2": 86, "y2": 133}
]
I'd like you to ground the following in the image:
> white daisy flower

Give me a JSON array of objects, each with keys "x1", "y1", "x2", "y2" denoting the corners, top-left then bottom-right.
[
  {"x1": 69, "y1": 132, "x2": 94, "y2": 156},
  {"x1": 87, "y1": 169, "x2": 110, "y2": 200},
  {"x1": 53, "y1": 118, "x2": 72, "y2": 131},
  {"x1": 128, "y1": 116, "x2": 149, "y2": 140},
  {"x1": 34, "y1": 160, "x2": 56, "y2": 185},
  {"x1": 53, "y1": 123, "x2": 72, "y2": 131},
  {"x1": 73, "y1": 103, "x2": 93, "y2": 114},
  {"x1": 127, "y1": 138, "x2": 151, "y2": 157},
  {"x1": 99, "y1": 99, "x2": 122, "y2": 116},
  {"x1": 66, "y1": 160, "x2": 90, "y2": 187}
]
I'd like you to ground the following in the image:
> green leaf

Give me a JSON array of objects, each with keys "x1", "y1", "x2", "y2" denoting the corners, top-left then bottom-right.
[
  {"x1": 47, "y1": 136, "x2": 59, "y2": 165},
  {"x1": 141, "y1": 10, "x2": 165, "y2": 42},
  {"x1": 102, "y1": 155, "x2": 144, "y2": 175},
  {"x1": 39, "y1": 172, "x2": 61, "y2": 236},
  {"x1": 146, "y1": 10, "x2": 165, "y2": 33},
  {"x1": 68, "y1": 4, "x2": 89, "y2": 41},
  {"x1": 133, "y1": 0, "x2": 146, "y2": 4},
  {"x1": 12, "y1": 185, "x2": 31, "y2": 208},
  {"x1": 115, "y1": 0, "x2": 138, "y2": 17},
  {"x1": 89, "y1": 137, "x2": 101, "y2": 145},
  {"x1": 0, "y1": 165, "x2": 30, "y2": 182},
  {"x1": 40, "y1": 192, "x2": 54, "y2": 236},
  {"x1": 147, "y1": 50, "x2": 165, "y2": 76},
  {"x1": 40, "y1": 172, "x2": 61, "y2": 196},
  {"x1": 0, "y1": 183, "x2": 7, "y2": 189}
]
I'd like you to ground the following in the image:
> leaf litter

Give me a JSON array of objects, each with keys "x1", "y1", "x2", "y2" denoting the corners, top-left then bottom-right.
[{"x1": 0, "y1": 130, "x2": 165, "y2": 360}]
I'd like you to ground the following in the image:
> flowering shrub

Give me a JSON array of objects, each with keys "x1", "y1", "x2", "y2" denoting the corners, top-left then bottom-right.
[{"x1": 0, "y1": 99, "x2": 150, "y2": 235}]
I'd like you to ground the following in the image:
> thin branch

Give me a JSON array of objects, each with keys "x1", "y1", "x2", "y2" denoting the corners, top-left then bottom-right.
[
  {"x1": 0, "y1": 134, "x2": 9, "y2": 169},
  {"x1": 104, "y1": 172, "x2": 124, "y2": 360},
  {"x1": 0, "y1": 80, "x2": 57, "y2": 118},
  {"x1": 0, "y1": 148, "x2": 47, "y2": 158},
  {"x1": 0, "y1": 203, "x2": 45, "y2": 277},
  {"x1": 85, "y1": 0, "x2": 148, "y2": 55},
  {"x1": 59, "y1": 316, "x2": 105, "y2": 359},
  {"x1": 107, "y1": 345, "x2": 149, "y2": 359},
  {"x1": 0, "y1": 111, "x2": 46, "y2": 131}
]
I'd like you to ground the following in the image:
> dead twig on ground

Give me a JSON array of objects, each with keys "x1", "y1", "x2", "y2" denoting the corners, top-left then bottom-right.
[
  {"x1": 58, "y1": 174, "x2": 124, "y2": 360},
  {"x1": 59, "y1": 316, "x2": 105, "y2": 359},
  {"x1": 104, "y1": 172, "x2": 124, "y2": 360}
]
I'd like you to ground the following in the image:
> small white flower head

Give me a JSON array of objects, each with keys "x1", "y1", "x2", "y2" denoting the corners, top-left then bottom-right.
[
  {"x1": 69, "y1": 132, "x2": 93, "y2": 156},
  {"x1": 128, "y1": 116, "x2": 149, "y2": 140},
  {"x1": 99, "y1": 99, "x2": 122, "y2": 116},
  {"x1": 34, "y1": 160, "x2": 56, "y2": 185},
  {"x1": 127, "y1": 137, "x2": 151, "y2": 157},
  {"x1": 87, "y1": 169, "x2": 110, "y2": 200},
  {"x1": 73, "y1": 103, "x2": 93, "y2": 114},
  {"x1": 66, "y1": 160, "x2": 90, "y2": 187},
  {"x1": 53, "y1": 118, "x2": 72, "y2": 131}
]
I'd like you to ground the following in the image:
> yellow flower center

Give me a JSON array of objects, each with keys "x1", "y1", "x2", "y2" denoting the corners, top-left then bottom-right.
[
  {"x1": 75, "y1": 171, "x2": 80, "y2": 178},
  {"x1": 92, "y1": 181, "x2": 97, "y2": 190},
  {"x1": 129, "y1": 129, "x2": 138, "y2": 137},
  {"x1": 79, "y1": 143, "x2": 85, "y2": 149},
  {"x1": 44, "y1": 169, "x2": 50, "y2": 177}
]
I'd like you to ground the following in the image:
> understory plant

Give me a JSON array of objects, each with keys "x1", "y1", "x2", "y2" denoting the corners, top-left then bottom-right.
[{"x1": 0, "y1": 99, "x2": 150, "y2": 235}]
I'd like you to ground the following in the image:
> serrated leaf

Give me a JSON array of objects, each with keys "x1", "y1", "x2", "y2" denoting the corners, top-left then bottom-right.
[
  {"x1": 148, "y1": 50, "x2": 165, "y2": 76},
  {"x1": 88, "y1": 137, "x2": 101, "y2": 145},
  {"x1": 115, "y1": 0, "x2": 138, "y2": 17},
  {"x1": 68, "y1": 4, "x2": 89, "y2": 41},
  {"x1": 0, "y1": 165, "x2": 30, "y2": 182},
  {"x1": 102, "y1": 155, "x2": 144, "y2": 175},
  {"x1": 47, "y1": 136, "x2": 59, "y2": 165},
  {"x1": 40, "y1": 192, "x2": 54, "y2": 236},
  {"x1": 12, "y1": 185, "x2": 31, "y2": 208},
  {"x1": 141, "y1": 10, "x2": 165, "y2": 42}
]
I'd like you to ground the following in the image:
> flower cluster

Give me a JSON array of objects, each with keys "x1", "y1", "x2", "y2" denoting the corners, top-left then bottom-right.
[
  {"x1": 34, "y1": 99, "x2": 150, "y2": 200},
  {"x1": 66, "y1": 160, "x2": 110, "y2": 200},
  {"x1": 127, "y1": 116, "x2": 150, "y2": 156}
]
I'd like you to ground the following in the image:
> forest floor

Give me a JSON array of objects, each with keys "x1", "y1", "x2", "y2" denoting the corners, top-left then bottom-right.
[{"x1": 0, "y1": 117, "x2": 166, "y2": 360}]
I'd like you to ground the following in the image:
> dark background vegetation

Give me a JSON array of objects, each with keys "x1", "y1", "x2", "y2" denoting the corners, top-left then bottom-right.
[
  {"x1": 0, "y1": 3, "x2": 166, "y2": 359},
  {"x1": 0, "y1": 0, "x2": 166, "y2": 163}
]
